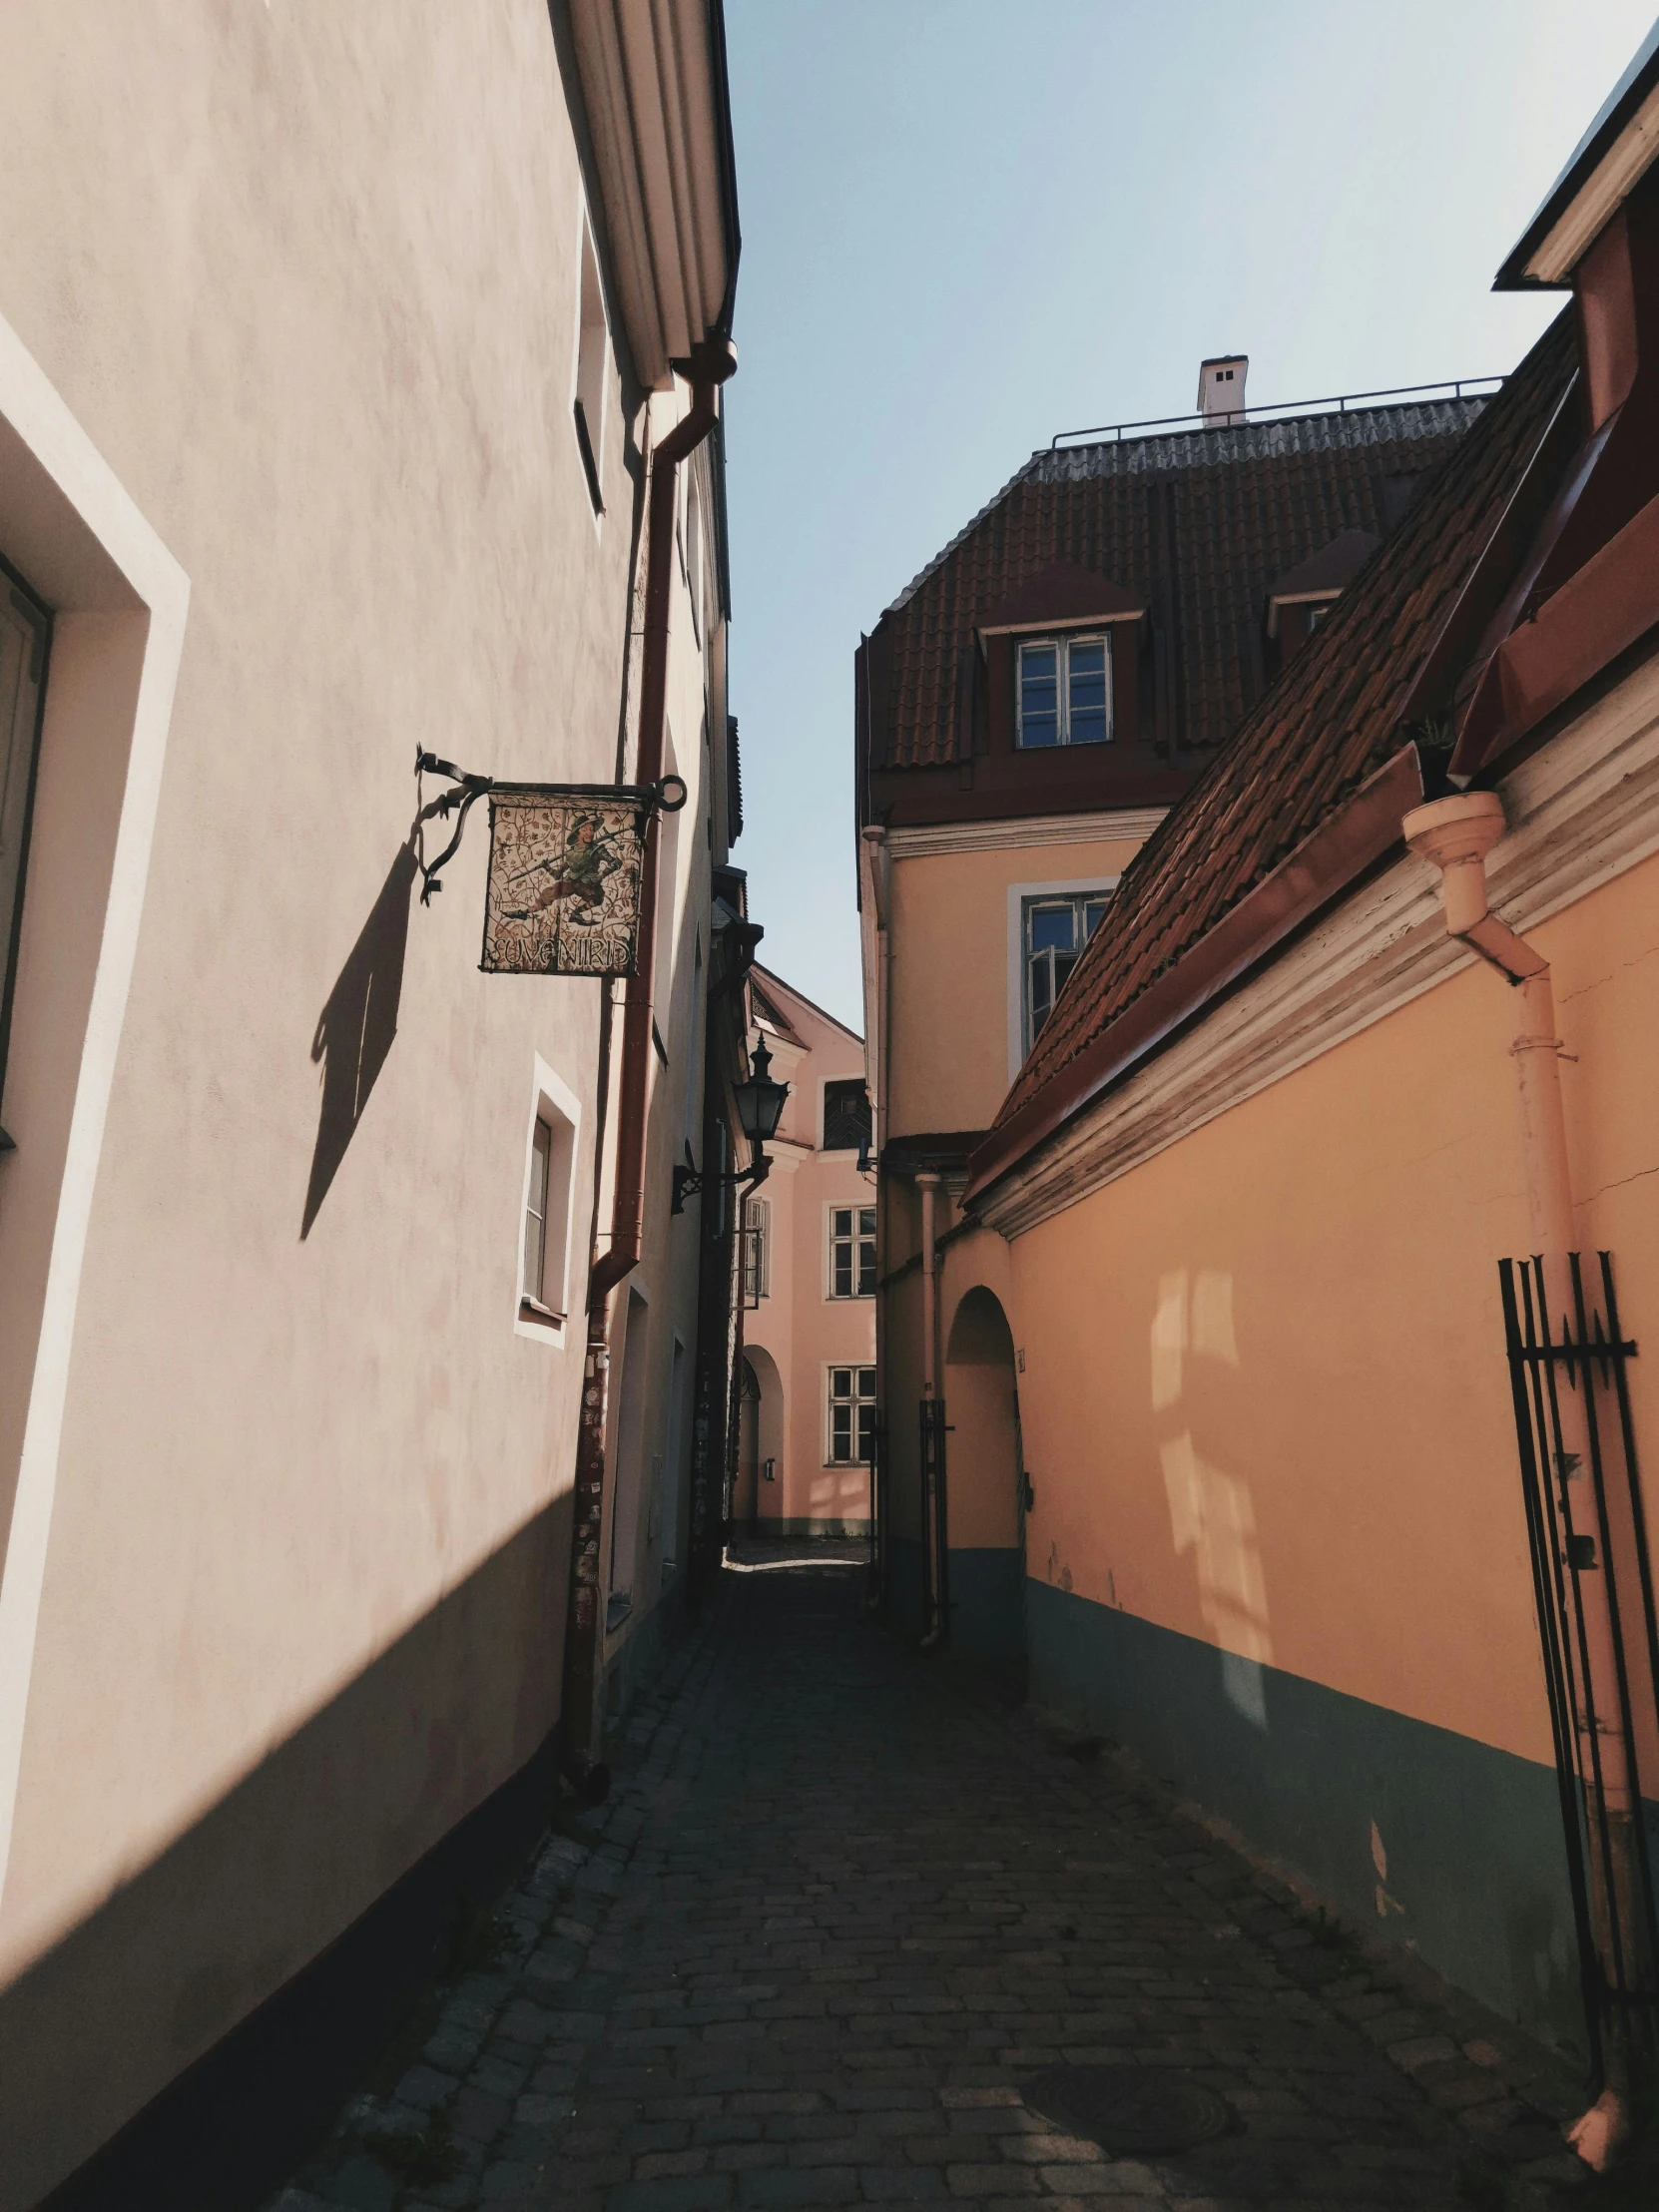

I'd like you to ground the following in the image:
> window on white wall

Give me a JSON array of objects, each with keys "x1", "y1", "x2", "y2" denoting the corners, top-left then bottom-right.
[
  {"x1": 828, "y1": 1205, "x2": 875, "y2": 1300},
  {"x1": 1023, "y1": 891, "x2": 1109, "y2": 1055},
  {"x1": 518, "y1": 1067, "x2": 579, "y2": 1330},
  {"x1": 572, "y1": 215, "x2": 608, "y2": 515},
  {"x1": 687, "y1": 471, "x2": 703, "y2": 645},
  {"x1": 828, "y1": 1366, "x2": 876, "y2": 1463}
]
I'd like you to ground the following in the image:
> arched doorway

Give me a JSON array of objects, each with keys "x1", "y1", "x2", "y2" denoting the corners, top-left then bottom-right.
[
  {"x1": 734, "y1": 1344, "x2": 786, "y2": 1533},
  {"x1": 942, "y1": 1287, "x2": 1025, "y2": 1674}
]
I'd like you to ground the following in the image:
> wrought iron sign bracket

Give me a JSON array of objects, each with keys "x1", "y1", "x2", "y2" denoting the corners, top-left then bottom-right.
[{"x1": 412, "y1": 747, "x2": 687, "y2": 908}]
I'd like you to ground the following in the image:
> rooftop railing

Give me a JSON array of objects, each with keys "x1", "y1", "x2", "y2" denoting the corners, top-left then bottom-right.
[{"x1": 1049, "y1": 375, "x2": 1505, "y2": 451}]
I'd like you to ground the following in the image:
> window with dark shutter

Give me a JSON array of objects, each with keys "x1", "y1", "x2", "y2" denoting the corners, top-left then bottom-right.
[{"x1": 823, "y1": 1078, "x2": 871, "y2": 1153}]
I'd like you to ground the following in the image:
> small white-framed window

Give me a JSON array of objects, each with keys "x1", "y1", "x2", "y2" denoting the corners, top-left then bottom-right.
[
  {"x1": 516, "y1": 1059, "x2": 581, "y2": 1339},
  {"x1": 828, "y1": 1204, "x2": 875, "y2": 1300},
  {"x1": 1016, "y1": 633, "x2": 1112, "y2": 748},
  {"x1": 743, "y1": 1193, "x2": 771, "y2": 1306},
  {"x1": 827, "y1": 1365, "x2": 876, "y2": 1464},
  {"x1": 1023, "y1": 891, "x2": 1109, "y2": 1055},
  {"x1": 572, "y1": 214, "x2": 608, "y2": 516}
]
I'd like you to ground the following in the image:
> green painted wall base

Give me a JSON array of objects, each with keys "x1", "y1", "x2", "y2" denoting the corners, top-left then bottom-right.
[
  {"x1": 1026, "y1": 1578, "x2": 1590, "y2": 2053},
  {"x1": 885, "y1": 1539, "x2": 1024, "y2": 1671}
]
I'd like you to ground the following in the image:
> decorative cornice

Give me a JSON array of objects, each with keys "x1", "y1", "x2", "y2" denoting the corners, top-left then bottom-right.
[
  {"x1": 978, "y1": 655, "x2": 1659, "y2": 1241},
  {"x1": 886, "y1": 809, "x2": 1167, "y2": 861}
]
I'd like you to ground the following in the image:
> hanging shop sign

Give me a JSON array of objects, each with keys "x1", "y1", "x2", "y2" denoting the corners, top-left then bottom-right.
[{"x1": 414, "y1": 750, "x2": 686, "y2": 979}]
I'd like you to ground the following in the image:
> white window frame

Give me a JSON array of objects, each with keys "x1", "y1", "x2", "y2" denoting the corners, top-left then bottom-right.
[
  {"x1": 743, "y1": 1192, "x2": 772, "y2": 1303},
  {"x1": 514, "y1": 1057, "x2": 582, "y2": 1345},
  {"x1": 0, "y1": 312, "x2": 192, "y2": 1915},
  {"x1": 825, "y1": 1363, "x2": 876, "y2": 1466},
  {"x1": 1006, "y1": 875, "x2": 1119, "y2": 1077},
  {"x1": 825, "y1": 1200, "x2": 876, "y2": 1302},
  {"x1": 1015, "y1": 631, "x2": 1113, "y2": 749}
]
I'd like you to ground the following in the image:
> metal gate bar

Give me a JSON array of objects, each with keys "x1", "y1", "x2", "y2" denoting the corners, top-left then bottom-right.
[{"x1": 1499, "y1": 1251, "x2": 1659, "y2": 2079}]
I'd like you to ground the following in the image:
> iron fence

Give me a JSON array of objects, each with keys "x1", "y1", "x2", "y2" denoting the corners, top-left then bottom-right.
[{"x1": 1499, "y1": 1252, "x2": 1659, "y2": 2082}]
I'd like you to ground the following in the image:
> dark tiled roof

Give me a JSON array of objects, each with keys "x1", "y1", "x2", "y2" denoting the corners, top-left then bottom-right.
[
  {"x1": 875, "y1": 401, "x2": 1483, "y2": 771},
  {"x1": 1268, "y1": 527, "x2": 1382, "y2": 600},
  {"x1": 989, "y1": 311, "x2": 1577, "y2": 1145}
]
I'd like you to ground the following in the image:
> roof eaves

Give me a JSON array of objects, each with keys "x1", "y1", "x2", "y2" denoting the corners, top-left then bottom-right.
[{"x1": 1494, "y1": 22, "x2": 1659, "y2": 289}]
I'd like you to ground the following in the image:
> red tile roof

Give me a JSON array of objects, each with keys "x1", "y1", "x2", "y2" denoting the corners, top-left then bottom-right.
[
  {"x1": 871, "y1": 401, "x2": 1483, "y2": 772},
  {"x1": 976, "y1": 309, "x2": 1577, "y2": 1182}
]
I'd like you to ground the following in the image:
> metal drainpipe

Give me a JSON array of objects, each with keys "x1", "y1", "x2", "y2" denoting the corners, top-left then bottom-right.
[
  {"x1": 560, "y1": 336, "x2": 738, "y2": 1790},
  {"x1": 918, "y1": 1171, "x2": 944, "y2": 1647},
  {"x1": 1403, "y1": 789, "x2": 1636, "y2": 2171}
]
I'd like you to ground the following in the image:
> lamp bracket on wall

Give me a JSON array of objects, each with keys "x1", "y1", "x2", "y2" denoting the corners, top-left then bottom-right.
[{"x1": 671, "y1": 1154, "x2": 770, "y2": 1217}]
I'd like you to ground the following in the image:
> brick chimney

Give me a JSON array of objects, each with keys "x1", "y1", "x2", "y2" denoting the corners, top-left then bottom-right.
[{"x1": 1198, "y1": 353, "x2": 1248, "y2": 424}]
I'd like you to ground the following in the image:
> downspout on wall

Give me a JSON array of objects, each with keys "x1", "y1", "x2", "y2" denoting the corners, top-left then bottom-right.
[
  {"x1": 560, "y1": 335, "x2": 738, "y2": 1789},
  {"x1": 917, "y1": 1170, "x2": 945, "y2": 1647},
  {"x1": 859, "y1": 823, "x2": 891, "y2": 1610},
  {"x1": 1403, "y1": 789, "x2": 1639, "y2": 2170}
]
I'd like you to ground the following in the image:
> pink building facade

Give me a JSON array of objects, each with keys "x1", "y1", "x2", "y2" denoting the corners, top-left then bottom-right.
[{"x1": 735, "y1": 968, "x2": 875, "y2": 1537}]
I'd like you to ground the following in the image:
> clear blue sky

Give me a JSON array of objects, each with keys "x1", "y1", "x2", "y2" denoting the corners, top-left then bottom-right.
[{"x1": 723, "y1": 0, "x2": 1656, "y2": 1032}]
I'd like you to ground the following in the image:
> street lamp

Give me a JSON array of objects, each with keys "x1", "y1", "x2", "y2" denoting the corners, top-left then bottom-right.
[
  {"x1": 733, "y1": 1036, "x2": 789, "y2": 1147},
  {"x1": 672, "y1": 1036, "x2": 790, "y2": 1214}
]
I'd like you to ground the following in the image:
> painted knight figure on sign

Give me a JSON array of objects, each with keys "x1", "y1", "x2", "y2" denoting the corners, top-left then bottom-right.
[{"x1": 481, "y1": 789, "x2": 649, "y2": 976}]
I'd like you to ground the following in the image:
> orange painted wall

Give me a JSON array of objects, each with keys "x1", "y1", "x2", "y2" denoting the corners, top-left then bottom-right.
[
  {"x1": 888, "y1": 834, "x2": 1147, "y2": 1136},
  {"x1": 1006, "y1": 845, "x2": 1659, "y2": 1771}
]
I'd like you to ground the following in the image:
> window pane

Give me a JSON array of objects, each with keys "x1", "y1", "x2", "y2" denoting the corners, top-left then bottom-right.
[
  {"x1": 1083, "y1": 899, "x2": 1108, "y2": 939},
  {"x1": 858, "y1": 1207, "x2": 875, "y2": 1236},
  {"x1": 1030, "y1": 953, "x2": 1054, "y2": 1038},
  {"x1": 857, "y1": 1403, "x2": 875, "y2": 1463},
  {"x1": 523, "y1": 1119, "x2": 552, "y2": 1299},
  {"x1": 1067, "y1": 638, "x2": 1110, "y2": 745},
  {"x1": 830, "y1": 1405, "x2": 850, "y2": 1460},
  {"x1": 856, "y1": 1368, "x2": 876, "y2": 1397},
  {"x1": 857, "y1": 1238, "x2": 875, "y2": 1297},
  {"x1": 831, "y1": 1368, "x2": 851, "y2": 1396},
  {"x1": 1018, "y1": 642, "x2": 1059, "y2": 747},
  {"x1": 833, "y1": 1252, "x2": 851, "y2": 1297},
  {"x1": 1029, "y1": 905, "x2": 1075, "y2": 953},
  {"x1": 831, "y1": 1208, "x2": 851, "y2": 1237}
]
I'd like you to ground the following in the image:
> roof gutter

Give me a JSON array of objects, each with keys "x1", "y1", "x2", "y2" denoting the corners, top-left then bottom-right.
[{"x1": 964, "y1": 743, "x2": 1426, "y2": 1208}]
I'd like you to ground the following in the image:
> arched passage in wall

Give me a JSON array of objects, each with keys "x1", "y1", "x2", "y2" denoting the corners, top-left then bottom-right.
[
  {"x1": 735, "y1": 1343, "x2": 785, "y2": 1531},
  {"x1": 942, "y1": 1286, "x2": 1025, "y2": 1673}
]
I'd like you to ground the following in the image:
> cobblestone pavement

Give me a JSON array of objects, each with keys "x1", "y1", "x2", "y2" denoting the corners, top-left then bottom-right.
[{"x1": 274, "y1": 1558, "x2": 1613, "y2": 2212}]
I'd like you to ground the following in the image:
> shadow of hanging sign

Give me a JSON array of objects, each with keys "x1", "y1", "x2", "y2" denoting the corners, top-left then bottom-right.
[
  {"x1": 302, "y1": 844, "x2": 418, "y2": 1240},
  {"x1": 413, "y1": 751, "x2": 686, "y2": 979}
]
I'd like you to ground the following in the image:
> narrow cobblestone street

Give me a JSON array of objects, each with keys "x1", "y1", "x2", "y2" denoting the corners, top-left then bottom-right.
[{"x1": 276, "y1": 1556, "x2": 1608, "y2": 2212}]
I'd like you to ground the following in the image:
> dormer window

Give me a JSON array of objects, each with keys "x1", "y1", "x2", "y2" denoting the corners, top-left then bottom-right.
[{"x1": 1017, "y1": 634, "x2": 1111, "y2": 748}]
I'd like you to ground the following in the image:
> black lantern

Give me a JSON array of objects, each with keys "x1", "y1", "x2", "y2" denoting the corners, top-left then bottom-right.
[
  {"x1": 671, "y1": 1037, "x2": 791, "y2": 1215},
  {"x1": 733, "y1": 1036, "x2": 789, "y2": 1146}
]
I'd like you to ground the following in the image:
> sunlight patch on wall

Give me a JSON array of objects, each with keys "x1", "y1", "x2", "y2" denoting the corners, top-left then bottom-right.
[{"x1": 1153, "y1": 1268, "x2": 1266, "y2": 1727}]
